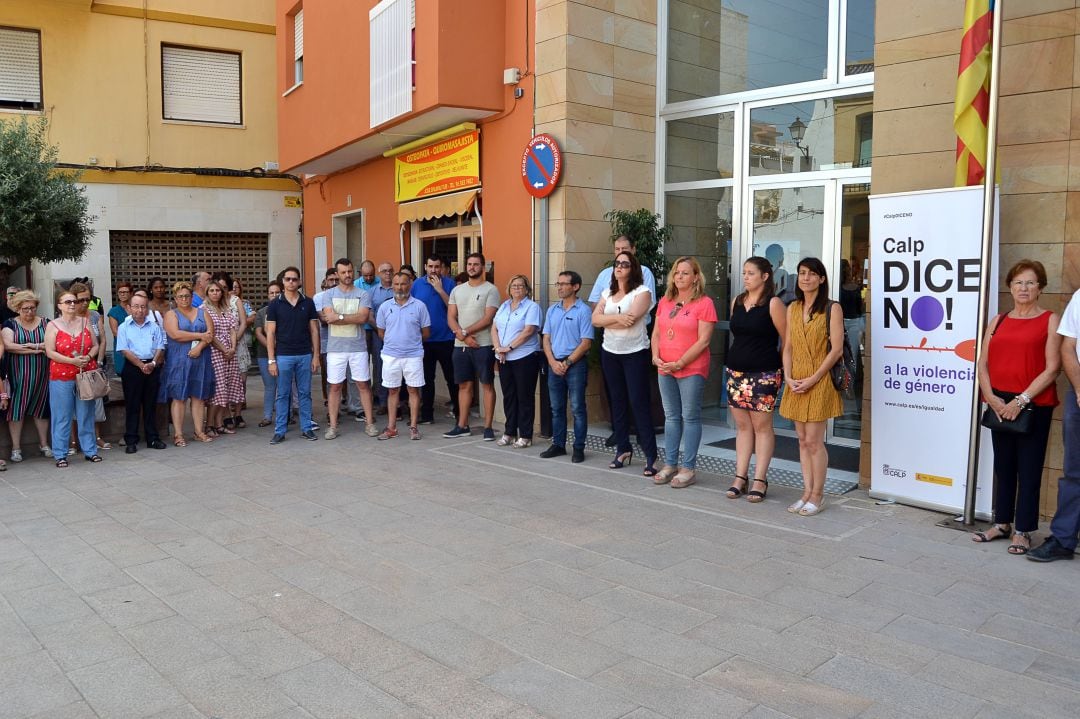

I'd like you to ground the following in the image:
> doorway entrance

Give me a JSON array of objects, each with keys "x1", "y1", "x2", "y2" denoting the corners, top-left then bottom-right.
[{"x1": 418, "y1": 214, "x2": 482, "y2": 277}]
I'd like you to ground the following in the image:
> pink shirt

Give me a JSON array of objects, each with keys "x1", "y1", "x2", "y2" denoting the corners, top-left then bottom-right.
[{"x1": 655, "y1": 296, "x2": 717, "y2": 378}]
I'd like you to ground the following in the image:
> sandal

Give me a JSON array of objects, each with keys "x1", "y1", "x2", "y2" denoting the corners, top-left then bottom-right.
[
  {"x1": 643, "y1": 462, "x2": 659, "y2": 478},
  {"x1": 96, "y1": 437, "x2": 112, "y2": 450},
  {"x1": 972, "y1": 523, "x2": 1011, "y2": 543},
  {"x1": 223, "y1": 417, "x2": 234, "y2": 430},
  {"x1": 653, "y1": 466, "x2": 677, "y2": 485},
  {"x1": 1008, "y1": 531, "x2": 1031, "y2": 555},
  {"x1": 609, "y1": 451, "x2": 633, "y2": 469},
  {"x1": 55, "y1": 458, "x2": 68, "y2": 468},
  {"x1": 193, "y1": 432, "x2": 214, "y2": 443},
  {"x1": 671, "y1": 470, "x2": 696, "y2": 488},
  {"x1": 726, "y1": 474, "x2": 748, "y2": 499},
  {"x1": 173, "y1": 435, "x2": 188, "y2": 447},
  {"x1": 85, "y1": 454, "x2": 103, "y2": 463},
  {"x1": 235, "y1": 416, "x2": 247, "y2": 429},
  {"x1": 258, "y1": 419, "x2": 272, "y2": 427},
  {"x1": 215, "y1": 425, "x2": 235, "y2": 435},
  {"x1": 747, "y1": 477, "x2": 769, "y2": 503}
]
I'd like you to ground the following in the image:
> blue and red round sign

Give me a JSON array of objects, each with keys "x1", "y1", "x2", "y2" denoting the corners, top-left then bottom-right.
[{"x1": 521, "y1": 133, "x2": 562, "y2": 198}]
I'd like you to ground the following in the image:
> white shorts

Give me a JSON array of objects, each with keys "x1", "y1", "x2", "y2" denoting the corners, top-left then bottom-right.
[
  {"x1": 381, "y1": 354, "x2": 424, "y2": 388},
  {"x1": 326, "y1": 351, "x2": 371, "y2": 384}
]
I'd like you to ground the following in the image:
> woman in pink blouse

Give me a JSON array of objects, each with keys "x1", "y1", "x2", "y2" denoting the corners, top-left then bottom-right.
[{"x1": 651, "y1": 257, "x2": 717, "y2": 488}]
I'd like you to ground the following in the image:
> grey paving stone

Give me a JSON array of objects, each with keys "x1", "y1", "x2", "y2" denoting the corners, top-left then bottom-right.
[
  {"x1": 689, "y1": 615, "x2": 837, "y2": 676},
  {"x1": 699, "y1": 657, "x2": 874, "y2": 719},
  {"x1": 272, "y1": 657, "x2": 417, "y2": 719},
  {"x1": 92, "y1": 534, "x2": 171, "y2": 568},
  {"x1": 226, "y1": 537, "x2": 311, "y2": 570},
  {"x1": 882, "y1": 614, "x2": 1038, "y2": 672},
  {"x1": 978, "y1": 613, "x2": 1080, "y2": 659},
  {"x1": 67, "y1": 655, "x2": 188, "y2": 719},
  {"x1": 396, "y1": 618, "x2": 524, "y2": 678},
  {"x1": 586, "y1": 617, "x2": 731, "y2": 677},
  {"x1": 674, "y1": 584, "x2": 810, "y2": 632},
  {"x1": 162, "y1": 585, "x2": 263, "y2": 630},
  {"x1": 213, "y1": 617, "x2": 324, "y2": 678},
  {"x1": 0, "y1": 650, "x2": 83, "y2": 719},
  {"x1": 83, "y1": 582, "x2": 176, "y2": 629},
  {"x1": 329, "y1": 584, "x2": 440, "y2": 634},
  {"x1": 1025, "y1": 652, "x2": 1080, "y2": 692},
  {"x1": 0, "y1": 556, "x2": 60, "y2": 594},
  {"x1": 942, "y1": 580, "x2": 1080, "y2": 631},
  {"x1": 809, "y1": 654, "x2": 984, "y2": 717},
  {"x1": 271, "y1": 558, "x2": 365, "y2": 600},
  {"x1": 271, "y1": 498, "x2": 347, "y2": 526},
  {"x1": 299, "y1": 617, "x2": 425, "y2": 677},
  {"x1": 246, "y1": 585, "x2": 349, "y2": 634},
  {"x1": 142, "y1": 704, "x2": 208, "y2": 719},
  {"x1": 742, "y1": 556, "x2": 872, "y2": 598},
  {"x1": 665, "y1": 558, "x2": 787, "y2": 597},
  {"x1": 915, "y1": 652, "x2": 1080, "y2": 717},
  {"x1": 503, "y1": 559, "x2": 617, "y2": 599},
  {"x1": 171, "y1": 656, "x2": 298, "y2": 719},
  {"x1": 5, "y1": 516, "x2": 75, "y2": 547},
  {"x1": 6, "y1": 582, "x2": 96, "y2": 629},
  {"x1": 587, "y1": 557, "x2": 703, "y2": 600},
  {"x1": 159, "y1": 535, "x2": 242, "y2": 568},
  {"x1": 32, "y1": 614, "x2": 137, "y2": 671},
  {"x1": 0, "y1": 611, "x2": 40, "y2": 660},
  {"x1": 25, "y1": 701, "x2": 100, "y2": 719},
  {"x1": 410, "y1": 585, "x2": 529, "y2": 636},
  {"x1": 592, "y1": 657, "x2": 757, "y2": 719},
  {"x1": 489, "y1": 619, "x2": 627, "y2": 678},
  {"x1": 583, "y1": 585, "x2": 715, "y2": 634},
  {"x1": 769, "y1": 582, "x2": 904, "y2": 632},
  {"x1": 370, "y1": 656, "x2": 525, "y2": 719},
  {"x1": 194, "y1": 558, "x2": 284, "y2": 599},
  {"x1": 480, "y1": 659, "x2": 639, "y2": 719},
  {"x1": 496, "y1": 583, "x2": 623, "y2": 637},
  {"x1": 825, "y1": 554, "x2": 956, "y2": 596},
  {"x1": 120, "y1": 615, "x2": 230, "y2": 675},
  {"x1": 124, "y1": 557, "x2": 216, "y2": 597},
  {"x1": 781, "y1": 616, "x2": 938, "y2": 675}
]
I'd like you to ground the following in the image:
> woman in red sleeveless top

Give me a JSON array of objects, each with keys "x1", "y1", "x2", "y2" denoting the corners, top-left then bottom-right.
[
  {"x1": 45, "y1": 288, "x2": 103, "y2": 467},
  {"x1": 974, "y1": 260, "x2": 1061, "y2": 554}
]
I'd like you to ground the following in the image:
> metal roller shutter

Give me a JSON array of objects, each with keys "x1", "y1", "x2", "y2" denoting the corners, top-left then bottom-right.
[
  {"x1": 369, "y1": 0, "x2": 413, "y2": 127},
  {"x1": 0, "y1": 27, "x2": 42, "y2": 110},
  {"x1": 294, "y1": 10, "x2": 304, "y2": 61},
  {"x1": 109, "y1": 231, "x2": 269, "y2": 298},
  {"x1": 162, "y1": 45, "x2": 242, "y2": 125}
]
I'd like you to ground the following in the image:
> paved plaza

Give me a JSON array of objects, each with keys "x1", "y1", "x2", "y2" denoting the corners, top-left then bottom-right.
[{"x1": 2, "y1": 394, "x2": 1080, "y2": 718}]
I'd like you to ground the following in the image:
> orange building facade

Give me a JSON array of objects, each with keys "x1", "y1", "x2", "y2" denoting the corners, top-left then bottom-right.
[{"x1": 276, "y1": 0, "x2": 536, "y2": 290}]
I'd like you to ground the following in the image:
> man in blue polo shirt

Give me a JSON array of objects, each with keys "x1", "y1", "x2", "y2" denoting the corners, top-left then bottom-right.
[
  {"x1": 376, "y1": 272, "x2": 430, "y2": 440},
  {"x1": 266, "y1": 266, "x2": 321, "y2": 444},
  {"x1": 541, "y1": 270, "x2": 594, "y2": 463},
  {"x1": 411, "y1": 254, "x2": 459, "y2": 425},
  {"x1": 369, "y1": 261, "x2": 396, "y2": 413},
  {"x1": 116, "y1": 293, "x2": 167, "y2": 452}
]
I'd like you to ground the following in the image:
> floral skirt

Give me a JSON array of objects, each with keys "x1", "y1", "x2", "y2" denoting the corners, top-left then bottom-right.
[{"x1": 725, "y1": 367, "x2": 782, "y2": 413}]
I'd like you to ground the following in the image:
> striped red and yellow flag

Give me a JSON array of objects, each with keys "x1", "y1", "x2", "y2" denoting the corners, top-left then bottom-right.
[{"x1": 953, "y1": 0, "x2": 995, "y2": 186}]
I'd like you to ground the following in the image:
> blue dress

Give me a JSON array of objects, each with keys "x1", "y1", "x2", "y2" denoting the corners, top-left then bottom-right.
[{"x1": 159, "y1": 308, "x2": 215, "y2": 401}]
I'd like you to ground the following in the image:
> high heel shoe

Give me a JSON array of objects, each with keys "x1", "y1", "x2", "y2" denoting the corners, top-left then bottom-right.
[
  {"x1": 726, "y1": 474, "x2": 748, "y2": 499},
  {"x1": 747, "y1": 477, "x2": 768, "y2": 503},
  {"x1": 609, "y1": 451, "x2": 633, "y2": 469},
  {"x1": 643, "y1": 460, "x2": 659, "y2": 478},
  {"x1": 653, "y1": 466, "x2": 677, "y2": 485},
  {"x1": 671, "y1": 470, "x2": 696, "y2": 488}
]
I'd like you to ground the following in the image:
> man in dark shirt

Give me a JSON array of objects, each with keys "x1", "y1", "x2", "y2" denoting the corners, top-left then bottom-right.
[
  {"x1": 410, "y1": 254, "x2": 459, "y2": 425},
  {"x1": 265, "y1": 266, "x2": 321, "y2": 444}
]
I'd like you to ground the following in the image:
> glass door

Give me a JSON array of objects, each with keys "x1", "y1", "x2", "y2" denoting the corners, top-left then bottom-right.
[{"x1": 831, "y1": 179, "x2": 871, "y2": 446}]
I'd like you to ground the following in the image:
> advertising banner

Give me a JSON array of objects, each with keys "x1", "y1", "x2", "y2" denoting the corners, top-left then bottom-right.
[
  {"x1": 868, "y1": 186, "x2": 996, "y2": 516},
  {"x1": 394, "y1": 130, "x2": 480, "y2": 202}
]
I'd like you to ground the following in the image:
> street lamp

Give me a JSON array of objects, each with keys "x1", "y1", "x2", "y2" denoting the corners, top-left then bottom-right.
[{"x1": 788, "y1": 116, "x2": 810, "y2": 159}]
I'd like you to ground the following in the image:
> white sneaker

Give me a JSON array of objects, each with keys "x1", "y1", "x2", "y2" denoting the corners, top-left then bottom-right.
[{"x1": 324, "y1": 427, "x2": 339, "y2": 440}]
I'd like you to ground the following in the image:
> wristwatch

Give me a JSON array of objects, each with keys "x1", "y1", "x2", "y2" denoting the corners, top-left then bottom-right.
[
  {"x1": 564, "y1": 357, "x2": 573, "y2": 366},
  {"x1": 338, "y1": 313, "x2": 344, "y2": 322},
  {"x1": 268, "y1": 359, "x2": 277, "y2": 365}
]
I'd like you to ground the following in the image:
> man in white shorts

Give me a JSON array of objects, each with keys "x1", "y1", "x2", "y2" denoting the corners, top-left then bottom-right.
[
  {"x1": 315, "y1": 258, "x2": 378, "y2": 439},
  {"x1": 376, "y1": 272, "x2": 430, "y2": 440}
]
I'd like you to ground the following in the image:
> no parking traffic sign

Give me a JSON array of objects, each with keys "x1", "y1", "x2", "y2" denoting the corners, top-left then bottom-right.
[{"x1": 521, "y1": 133, "x2": 562, "y2": 198}]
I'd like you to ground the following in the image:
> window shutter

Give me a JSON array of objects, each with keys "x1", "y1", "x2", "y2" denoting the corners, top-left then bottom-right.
[
  {"x1": 162, "y1": 45, "x2": 241, "y2": 125},
  {"x1": 0, "y1": 27, "x2": 42, "y2": 108},
  {"x1": 294, "y1": 10, "x2": 304, "y2": 61},
  {"x1": 369, "y1": 0, "x2": 413, "y2": 127}
]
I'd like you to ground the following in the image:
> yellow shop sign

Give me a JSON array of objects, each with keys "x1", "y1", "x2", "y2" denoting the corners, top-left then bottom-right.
[{"x1": 395, "y1": 131, "x2": 480, "y2": 203}]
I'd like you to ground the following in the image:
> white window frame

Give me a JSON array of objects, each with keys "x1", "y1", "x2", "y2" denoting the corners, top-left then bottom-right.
[
  {"x1": 161, "y1": 44, "x2": 243, "y2": 126},
  {"x1": 369, "y1": 0, "x2": 414, "y2": 127},
  {"x1": 0, "y1": 26, "x2": 43, "y2": 112}
]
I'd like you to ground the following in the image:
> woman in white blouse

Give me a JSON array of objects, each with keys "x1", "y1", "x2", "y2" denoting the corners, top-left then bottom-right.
[
  {"x1": 491, "y1": 274, "x2": 542, "y2": 448},
  {"x1": 592, "y1": 251, "x2": 658, "y2": 476}
]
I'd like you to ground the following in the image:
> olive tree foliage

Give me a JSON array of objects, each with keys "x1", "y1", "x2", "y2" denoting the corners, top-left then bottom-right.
[{"x1": 0, "y1": 116, "x2": 95, "y2": 271}]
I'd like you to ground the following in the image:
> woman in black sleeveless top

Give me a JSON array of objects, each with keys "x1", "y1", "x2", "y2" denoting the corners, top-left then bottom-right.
[{"x1": 724, "y1": 256, "x2": 786, "y2": 503}]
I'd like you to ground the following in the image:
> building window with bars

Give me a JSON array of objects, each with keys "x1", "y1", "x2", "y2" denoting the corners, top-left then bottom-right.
[
  {"x1": 161, "y1": 44, "x2": 242, "y2": 125},
  {"x1": 0, "y1": 26, "x2": 43, "y2": 112}
]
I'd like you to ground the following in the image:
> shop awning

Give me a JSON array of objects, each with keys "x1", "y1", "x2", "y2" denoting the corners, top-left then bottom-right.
[{"x1": 397, "y1": 189, "x2": 479, "y2": 224}]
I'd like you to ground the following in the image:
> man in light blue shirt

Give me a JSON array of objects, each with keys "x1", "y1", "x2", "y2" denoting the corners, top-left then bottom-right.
[
  {"x1": 542, "y1": 270, "x2": 594, "y2": 463},
  {"x1": 367, "y1": 261, "x2": 396, "y2": 412},
  {"x1": 376, "y1": 272, "x2": 431, "y2": 440},
  {"x1": 116, "y1": 293, "x2": 166, "y2": 452}
]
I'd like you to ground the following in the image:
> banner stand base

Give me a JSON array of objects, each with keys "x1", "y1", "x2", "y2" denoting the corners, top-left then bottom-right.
[{"x1": 936, "y1": 516, "x2": 994, "y2": 533}]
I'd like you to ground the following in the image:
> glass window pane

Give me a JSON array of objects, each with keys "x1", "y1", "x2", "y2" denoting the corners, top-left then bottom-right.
[
  {"x1": 846, "y1": 0, "x2": 875, "y2": 75},
  {"x1": 667, "y1": 0, "x2": 829, "y2": 104},
  {"x1": 748, "y1": 93, "x2": 873, "y2": 176},
  {"x1": 665, "y1": 112, "x2": 735, "y2": 183},
  {"x1": 665, "y1": 188, "x2": 733, "y2": 417}
]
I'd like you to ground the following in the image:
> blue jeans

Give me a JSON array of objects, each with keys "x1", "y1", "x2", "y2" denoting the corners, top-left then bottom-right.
[
  {"x1": 274, "y1": 354, "x2": 313, "y2": 436},
  {"x1": 657, "y1": 372, "x2": 705, "y2": 469},
  {"x1": 258, "y1": 358, "x2": 276, "y2": 421},
  {"x1": 50, "y1": 379, "x2": 97, "y2": 460},
  {"x1": 547, "y1": 360, "x2": 587, "y2": 450},
  {"x1": 1051, "y1": 388, "x2": 1080, "y2": 549}
]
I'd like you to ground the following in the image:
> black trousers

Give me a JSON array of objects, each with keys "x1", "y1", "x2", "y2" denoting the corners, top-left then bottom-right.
[
  {"x1": 499, "y1": 352, "x2": 541, "y2": 439},
  {"x1": 990, "y1": 403, "x2": 1053, "y2": 532},
  {"x1": 601, "y1": 347, "x2": 657, "y2": 463},
  {"x1": 421, "y1": 339, "x2": 458, "y2": 422},
  {"x1": 121, "y1": 362, "x2": 162, "y2": 446}
]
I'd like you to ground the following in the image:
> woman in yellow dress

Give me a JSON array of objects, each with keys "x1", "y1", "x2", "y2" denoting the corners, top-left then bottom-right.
[{"x1": 780, "y1": 257, "x2": 843, "y2": 516}]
